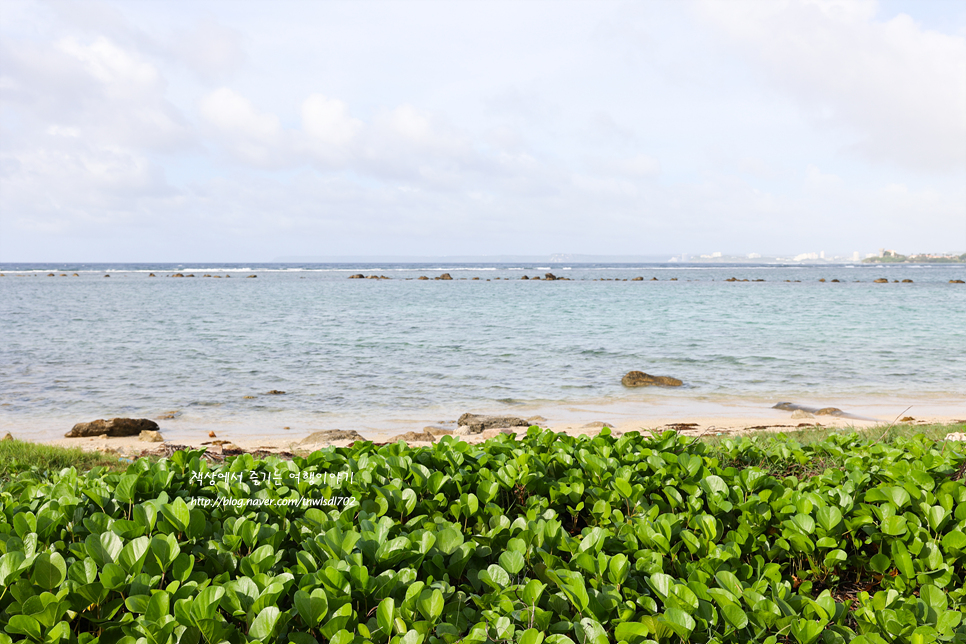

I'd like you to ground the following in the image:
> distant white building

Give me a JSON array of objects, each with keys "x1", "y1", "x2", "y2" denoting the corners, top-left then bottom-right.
[
  {"x1": 747, "y1": 252, "x2": 761, "y2": 259},
  {"x1": 712, "y1": 251, "x2": 722, "y2": 258},
  {"x1": 794, "y1": 252, "x2": 819, "y2": 261},
  {"x1": 852, "y1": 251, "x2": 860, "y2": 262}
]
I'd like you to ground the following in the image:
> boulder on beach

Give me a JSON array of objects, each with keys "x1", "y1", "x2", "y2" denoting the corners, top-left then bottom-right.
[
  {"x1": 389, "y1": 431, "x2": 438, "y2": 443},
  {"x1": 298, "y1": 429, "x2": 366, "y2": 445},
  {"x1": 621, "y1": 371, "x2": 683, "y2": 387},
  {"x1": 66, "y1": 418, "x2": 160, "y2": 438},
  {"x1": 139, "y1": 430, "x2": 164, "y2": 442},
  {"x1": 815, "y1": 407, "x2": 844, "y2": 416},
  {"x1": 456, "y1": 413, "x2": 530, "y2": 435}
]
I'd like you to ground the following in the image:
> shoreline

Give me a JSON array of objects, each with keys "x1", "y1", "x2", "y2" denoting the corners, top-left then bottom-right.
[{"x1": 22, "y1": 404, "x2": 966, "y2": 459}]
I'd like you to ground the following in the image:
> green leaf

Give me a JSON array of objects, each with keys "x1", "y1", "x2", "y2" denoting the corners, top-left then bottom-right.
[
  {"x1": 30, "y1": 552, "x2": 66, "y2": 590},
  {"x1": 86, "y1": 531, "x2": 123, "y2": 567},
  {"x1": 648, "y1": 572, "x2": 675, "y2": 600},
  {"x1": 294, "y1": 589, "x2": 328, "y2": 627},
  {"x1": 6, "y1": 615, "x2": 42, "y2": 641},
  {"x1": 614, "y1": 622, "x2": 650, "y2": 643},
  {"x1": 417, "y1": 588, "x2": 444, "y2": 622},
  {"x1": 249, "y1": 606, "x2": 281, "y2": 641},
  {"x1": 191, "y1": 585, "x2": 226, "y2": 622},
  {"x1": 118, "y1": 536, "x2": 150, "y2": 575},
  {"x1": 880, "y1": 516, "x2": 907, "y2": 536},
  {"x1": 499, "y1": 551, "x2": 525, "y2": 575},
  {"x1": 435, "y1": 528, "x2": 463, "y2": 555},
  {"x1": 789, "y1": 618, "x2": 825, "y2": 644},
  {"x1": 160, "y1": 498, "x2": 191, "y2": 533},
  {"x1": 870, "y1": 553, "x2": 892, "y2": 574},
  {"x1": 479, "y1": 564, "x2": 510, "y2": 591},
  {"x1": 377, "y1": 597, "x2": 394, "y2": 637},
  {"x1": 519, "y1": 629, "x2": 545, "y2": 644},
  {"x1": 721, "y1": 604, "x2": 749, "y2": 629},
  {"x1": 115, "y1": 475, "x2": 139, "y2": 504}
]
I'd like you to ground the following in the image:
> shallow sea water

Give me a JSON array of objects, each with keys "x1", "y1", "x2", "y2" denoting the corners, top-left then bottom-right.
[{"x1": 2, "y1": 262, "x2": 964, "y2": 439}]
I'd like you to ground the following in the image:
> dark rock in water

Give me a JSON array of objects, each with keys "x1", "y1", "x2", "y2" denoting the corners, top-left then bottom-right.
[
  {"x1": 47, "y1": 273, "x2": 54, "y2": 276},
  {"x1": 815, "y1": 407, "x2": 844, "y2": 416},
  {"x1": 418, "y1": 276, "x2": 429, "y2": 280},
  {"x1": 149, "y1": 273, "x2": 156, "y2": 277},
  {"x1": 265, "y1": 390, "x2": 286, "y2": 395},
  {"x1": 298, "y1": 429, "x2": 365, "y2": 445},
  {"x1": 531, "y1": 276, "x2": 541, "y2": 280},
  {"x1": 819, "y1": 278, "x2": 826, "y2": 282},
  {"x1": 632, "y1": 277, "x2": 643, "y2": 281},
  {"x1": 457, "y1": 413, "x2": 529, "y2": 434},
  {"x1": 874, "y1": 278, "x2": 888, "y2": 283},
  {"x1": 172, "y1": 273, "x2": 185, "y2": 277},
  {"x1": 104, "y1": 274, "x2": 110, "y2": 277},
  {"x1": 246, "y1": 275, "x2": 257, "y2": 278},
  {"x1": 831, "y1": 279, "x2": 840, "y2": 282},
  {"x1": 902, "y1": 279, "x2": 913, "y2": 283},
  {"x1": 621, "y1": 371, "x2": 683, "y2": 387},
  {"x1": 951, "y1": 280, "x2": 965, "y2": 284},
  {"x1": 651, "y1": 277, "x2": 658, "y2": 281},
  {"x1": 349, "y1": 274, "x2": 365, "y2": 279},
  {"x1": 66, "y1": 418, "x2": 159, "y2": 438},
  {"x1": 437, "y1": 273, "x2": 453, "y2": 280},
  {"x1": 772, "y1": 402, "x2": 796, "y2": 410},
  {"x1": 545, "y1": 273, "x2": 557, "y2": 281},
  {"x1": 521, "y1": 275, "x2": 529, "y2": 280}
]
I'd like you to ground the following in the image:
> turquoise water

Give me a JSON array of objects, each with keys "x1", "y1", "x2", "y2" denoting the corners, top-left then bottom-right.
[{"x1": 2, "y1": 262, "x2": 964, "y2": 438}]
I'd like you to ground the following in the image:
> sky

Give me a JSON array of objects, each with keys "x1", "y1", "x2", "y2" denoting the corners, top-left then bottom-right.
[{"x1": 0, "y1": 0, "x2": 964, "y2": 262}]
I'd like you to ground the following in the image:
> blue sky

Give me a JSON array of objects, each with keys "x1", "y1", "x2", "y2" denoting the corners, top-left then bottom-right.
[{"x1": 1, "y1": 0, "x2": 963, "y2": 261}]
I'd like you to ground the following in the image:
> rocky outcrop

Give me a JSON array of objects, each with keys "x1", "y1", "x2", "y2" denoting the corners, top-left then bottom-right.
[
  {"x1": 437, "y1": 273, "x2": 453, "y2": 280},
  {"x1": 139, "y1": 430, "x2": 164, "y2": 442},
  {"x1": 298, "y1": 430, "x2": 366, "y2": 445},
  {"x1": 66, "y1": 418, "x2": 160, "y2": 438},
  {"x1": 349, "y1": 274, "x2": 365, "y2": 279},
  {"x1": 418, "y1": 276, "x2": 429, "y2": 280},
  {"x1": 545, "y1": 273, "x2": 557, "y2": 281},
  {"x1": 621, "y1": 371, "x2": 683, "y2": 387},
  {"x1": 791, "y1": 410, "x2": 814, "y2": 419},
  {"x1": 246, "y1": 275, "x2": 257, "y2": 278},
  {"x1": 951, "y1": 280, "x2": 965, "y2": 284},
  {"x1": 389, "y1": 431, "x2": 438, "y2": 443},
  {"x1": 265, "y1": 390, "x2": 286, "y2": 395},
  {"x1": 456, "y1": 413, "x2": 530, "y2": 435},
  {"x1": 874, "y1": 278, "x2": 888, "y2": 283},
  {"x1": 815, "y1": 407, "x2": 844, "y2": 416}
]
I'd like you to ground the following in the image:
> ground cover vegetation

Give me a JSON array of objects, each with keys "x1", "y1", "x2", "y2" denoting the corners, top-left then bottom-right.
[{"x1": 1, "y1": 426, "x2": 965, "y2": 644}]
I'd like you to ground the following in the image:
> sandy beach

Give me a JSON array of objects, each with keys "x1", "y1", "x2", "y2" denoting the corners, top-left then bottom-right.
[{"x1": 30, "y1": 405, "x2": 966, "y2": 460}]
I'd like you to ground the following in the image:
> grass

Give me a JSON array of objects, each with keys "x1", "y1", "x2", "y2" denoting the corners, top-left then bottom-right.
[
  {"x1": 701, "y1": 421, "x2": 966, "y2": 479},
  {"x1": 0, "y1": 438, "x2": 128, "y2": 480}
]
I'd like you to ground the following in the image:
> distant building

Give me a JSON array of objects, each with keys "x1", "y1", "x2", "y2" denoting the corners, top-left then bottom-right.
[
  {"x1": 852, "y1": 251, "x2": 860, "y2": 262},
  {"x1": 747, "y1": 252, "x2": 761, "y2": 259},
  {"x1": 712, "y1": 252, "x2": 722, "y2": 258}
]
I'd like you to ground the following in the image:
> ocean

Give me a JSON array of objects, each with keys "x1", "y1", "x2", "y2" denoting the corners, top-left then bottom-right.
[{"x1": 2, "y1": 262, "x2": 964, "y2": 440}]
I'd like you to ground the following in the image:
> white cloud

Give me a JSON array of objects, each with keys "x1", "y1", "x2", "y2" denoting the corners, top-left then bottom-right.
[
  {"x1": 696, "y1": 0, "x2": 966, "y2": 171},
  {"x1": 299, "y1": 93, "x2": 362, "y2": 151},
  {"x1": 199, "y1": 87, "x2": 282, "y2": 164}
]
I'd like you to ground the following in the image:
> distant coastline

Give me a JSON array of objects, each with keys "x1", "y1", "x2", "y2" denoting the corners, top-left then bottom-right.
[{"x1": 862, "y1": 251, "x2": 966, "y2": 264}]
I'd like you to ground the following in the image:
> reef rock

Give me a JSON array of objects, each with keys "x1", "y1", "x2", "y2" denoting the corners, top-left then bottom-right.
[
  {"x1": 298, "y1": 430, "x2": 366, "y2": 445},
  {"x1": 456, "y1": 413, "x2": 529, "y2": 434},
  {"x1": 621, "y1": 371, "x2": 683, "y2": 387},
  {"x1": 66, "y1": 418, "x2": 160, "y2": 438},
  {"x1": 139, "y1": 430, "x2": 164, "y2": 443}
]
